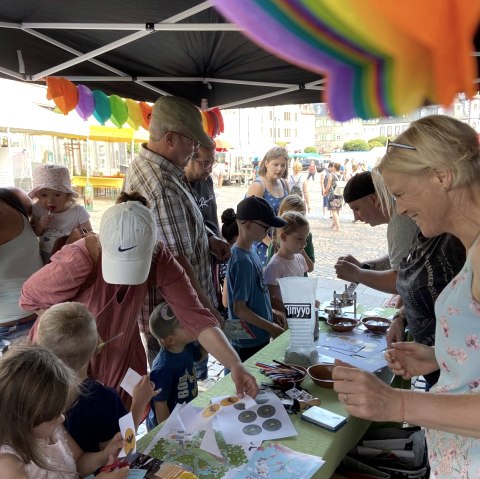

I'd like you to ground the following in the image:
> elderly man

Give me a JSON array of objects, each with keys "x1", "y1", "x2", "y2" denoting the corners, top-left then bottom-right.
[
  {"x1": 334, "y1": 171, "x2": 418, "y2": 294},
  {"x1": 124, "y1": 96, "x2": 229, "y2": 371}
]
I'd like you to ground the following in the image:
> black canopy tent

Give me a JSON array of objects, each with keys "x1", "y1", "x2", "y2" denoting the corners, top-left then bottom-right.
[
  {"x1": 0, "y1": 1, "x2": 478, "y2": 110},
  {"x1": 0, "y1": 0, "x2": 327, "y2": 109}
]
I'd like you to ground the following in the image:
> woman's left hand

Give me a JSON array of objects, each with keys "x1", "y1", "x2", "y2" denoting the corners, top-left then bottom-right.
[{"x1": 332, "y1": 360, "x2": 404, "y2": 422}]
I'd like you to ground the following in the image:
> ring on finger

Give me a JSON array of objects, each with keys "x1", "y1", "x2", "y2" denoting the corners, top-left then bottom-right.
[{"x1": 343, "y1": 393, "x2": 348, "y2": 404}]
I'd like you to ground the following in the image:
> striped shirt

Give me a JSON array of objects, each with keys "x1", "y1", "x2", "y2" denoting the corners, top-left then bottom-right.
[{"x1": 124, "y1": 145, "x2": 217, "y2": 317}]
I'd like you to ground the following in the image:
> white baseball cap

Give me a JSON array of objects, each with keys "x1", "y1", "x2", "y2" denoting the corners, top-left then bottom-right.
[{"x1": 99, "y1": 201, "x2": 157, "y2": 285}]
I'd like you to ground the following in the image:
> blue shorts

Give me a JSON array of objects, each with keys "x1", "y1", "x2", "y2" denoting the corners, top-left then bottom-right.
[{"x1": 323, "y1": 195, "x2": 329, "y2": 208}]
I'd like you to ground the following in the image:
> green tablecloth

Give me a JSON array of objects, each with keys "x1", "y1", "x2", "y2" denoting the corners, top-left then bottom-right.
[{"x1": 138, "y1": 316, "x2": 398, "y2": 479}]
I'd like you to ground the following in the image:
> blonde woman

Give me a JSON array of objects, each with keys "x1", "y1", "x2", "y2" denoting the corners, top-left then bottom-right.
[
  {"x1": 333, "y1": 115, "x2": 480, "y2": 479},
  {"x1": 288, "y1": 160, "x2": 311, "y2": 212},
  {"x1": 246, "y1": 146, "x2": 289, "y2": 266}
]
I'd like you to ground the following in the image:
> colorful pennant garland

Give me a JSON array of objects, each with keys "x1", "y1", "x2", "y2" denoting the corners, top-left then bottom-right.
[
  {"x1": 212, "y1": 0, "x2": 480, "y2": 121},
  {"x1": 45, "y1": 77, "x2": 224, "y2": 137}
]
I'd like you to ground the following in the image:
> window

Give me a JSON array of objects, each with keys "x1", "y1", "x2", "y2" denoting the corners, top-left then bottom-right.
[
  {"x1": 269, "y1": 128, "x2": 273, "y2": 137},
  {"x1": 395, "y1": 126, "x2": 401, "y2": 135},
  {"x1": 387, "y1": 126, "x2": 392, "y2": 136},
  {"x1": 284, "y1": 128, "x2": 291, "y2": 137},
  {"x1": 284, "y1": 112, "x2": 291, "y2": 121},
  {"x1": 269, "y1": 111, "x2": 273, "y2": 120}
]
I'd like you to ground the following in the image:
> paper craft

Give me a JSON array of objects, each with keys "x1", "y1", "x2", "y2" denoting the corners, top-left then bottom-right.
[
  {"x1": 316, "y1": 324, "x2": 388, "y2": 372},
  {"x1": 119, "y1": 412, "x2": 136, "y2": 458},
  {"x1": 215, "y1": 389, "x2": 297, "y2": 445},
  {"x1": 223, "y1": 319, "x2": 256, "y2": 340},
  {"x1": 236, "y1": 442, "x2": 324, "y2": 479},
  {"x1": 120, "y1": 368, "x2": 143, "y2": 397}
]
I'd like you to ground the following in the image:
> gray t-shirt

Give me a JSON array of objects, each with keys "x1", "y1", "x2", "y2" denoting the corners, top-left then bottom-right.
[{"x1": 386, "y1": 213, "x2": 419, "y2": 271}]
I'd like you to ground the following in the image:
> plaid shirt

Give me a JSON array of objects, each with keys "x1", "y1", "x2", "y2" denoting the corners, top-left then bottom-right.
[{"x1": 125, "y1": 145, "x2": 216, "y2": 332}]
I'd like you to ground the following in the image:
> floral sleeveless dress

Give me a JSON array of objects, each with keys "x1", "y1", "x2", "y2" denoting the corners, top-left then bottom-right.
[
  {"x1": 252, "y1": 179, "x2": 288, "y2": 267},
  {"x1": 428, "y1": 245, "x2": 480, "y2": 478}
]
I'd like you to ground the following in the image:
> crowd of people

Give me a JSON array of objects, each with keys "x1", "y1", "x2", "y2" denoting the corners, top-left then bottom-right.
[{"x1": 1, "y1": 94, "x2": 479, "y2": 478}]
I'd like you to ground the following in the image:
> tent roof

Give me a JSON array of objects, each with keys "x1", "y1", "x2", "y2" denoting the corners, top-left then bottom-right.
[
  {"x1": 0, "y1": 1, "x2": 328, "y2": 109},
  {"x1": 0, "y1": 2, "x2": 478, "y2": 113}
]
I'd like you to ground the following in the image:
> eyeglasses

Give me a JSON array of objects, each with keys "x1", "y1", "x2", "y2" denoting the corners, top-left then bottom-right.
[
  {"x1": 248, "y1": 220, "x2": 272, "y2": 233},
  {"x1": 172, "y1": 131, "x2": 200, "y2": 150},
  {"x1": 386, "y1": 139, "x2": 417, "y2": 151},
  {"x1": 193, "y1": 159, "x2": 218, "y2": 169}
]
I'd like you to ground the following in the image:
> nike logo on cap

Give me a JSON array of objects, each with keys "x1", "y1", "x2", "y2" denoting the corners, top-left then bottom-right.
[{"x1": 118, "y1": 245, "x2": 137, "y2": 252}]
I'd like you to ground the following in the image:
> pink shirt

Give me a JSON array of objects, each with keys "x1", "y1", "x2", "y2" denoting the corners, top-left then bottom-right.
[
  {"x1": 20, "y1": 239, "x2": 218, "y2": 400},
  {"x1": 264, "y1": 253, "x2": 308, "y2": 285}
]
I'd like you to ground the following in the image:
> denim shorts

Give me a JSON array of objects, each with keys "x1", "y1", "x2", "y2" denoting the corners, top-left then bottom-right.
[{"x1": 0, "y1": 318, "x2": 35, "y2": 354}]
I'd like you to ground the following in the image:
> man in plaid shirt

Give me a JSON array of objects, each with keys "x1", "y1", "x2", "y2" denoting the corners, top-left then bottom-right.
[{"x1": 125, "y1": 96, "x2": 230, "y2": 373}]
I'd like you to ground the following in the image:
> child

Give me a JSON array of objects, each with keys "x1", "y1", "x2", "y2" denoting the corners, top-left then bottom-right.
[
  {"x1": 29, "y1": 164, "x2": 92, "y2": 263},
  {"x1": 0, "y1": 343, "x2": 129, "y2": 478},
  {"x1": 220, "y1": 207, "x2": 239, "y2": 309},
  {"x1": 147, "y1": 303, "x2": 207, "y2": 429},
  {"x1": 226, "y1": 196, "x2": 286, "y2": 362},
  {"x1": 264, "y1": 211, "x2": 314, "y2": 317},
  {"x1": 267, "y1": 194, "x2": 315, "y2": 272},
  {"x1": 36, "y1": 302, "x2": 156, "y2": 453}
]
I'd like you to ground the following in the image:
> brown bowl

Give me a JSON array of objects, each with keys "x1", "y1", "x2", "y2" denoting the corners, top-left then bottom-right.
[
  {"x1": 273, "y1": 365, "x2": 307, "y2": 387},
  {"x1": 307, "y1": 364, "x2": 335, "y2": 388},
  {"x1": 327, "y1": 317, "x2": 358, "y2": 332},
  {"x1": 361, "y1": 317, "x2": 391, "y2": 333}
]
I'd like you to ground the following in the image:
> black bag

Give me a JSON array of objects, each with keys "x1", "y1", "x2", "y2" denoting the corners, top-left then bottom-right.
[{"x1": 344, "y1": 426, "x2": 430, "y2": 479}]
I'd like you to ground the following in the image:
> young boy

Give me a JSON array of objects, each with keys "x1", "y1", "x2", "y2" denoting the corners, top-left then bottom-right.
[
  {"x1": 227, "y1": 196, "x2": 286, "y2": 362},
  {"x1": 147, "y1": 302, "x2": 207, "y2": 429},
  {"x1": 36, "y1": 302, "x2": 156, "y2": 452}
]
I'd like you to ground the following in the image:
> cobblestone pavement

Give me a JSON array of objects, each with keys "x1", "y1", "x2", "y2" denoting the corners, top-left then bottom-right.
[{"x1": 89, "y1": 178, "x2": 388, "y2": 281}]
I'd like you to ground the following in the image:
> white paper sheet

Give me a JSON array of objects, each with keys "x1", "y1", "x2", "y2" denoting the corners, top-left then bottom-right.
[
  {"x1": 120, "y1": 367, "x2": 142, "y2": 397},
  {"x1": 215, "y1": 389, "x2": 298, "y2": 445}
]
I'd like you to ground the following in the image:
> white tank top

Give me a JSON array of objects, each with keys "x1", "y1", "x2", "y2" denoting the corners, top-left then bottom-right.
[{"x1": 0, "y1": 215, "x2": 43, "y2": 324}]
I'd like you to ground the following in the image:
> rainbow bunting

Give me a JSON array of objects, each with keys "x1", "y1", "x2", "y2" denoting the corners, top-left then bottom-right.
[{"x1": 213, "y1": 0, "x2": 480, "y2": 121}]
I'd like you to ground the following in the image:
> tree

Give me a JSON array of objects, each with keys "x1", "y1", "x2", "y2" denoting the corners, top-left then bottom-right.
[
  {"x1": 343, "y1": 139, "x2": 369, "y2": 151},
  {"x1": 368, "y1": 136, "x2": 388, "y2": 146},
  {"x1": 368, "y1": 140, "x2": 384, "y2": 149},
  {"x1": 304, "y1": 146, "x2": 317, "y2": 153}
]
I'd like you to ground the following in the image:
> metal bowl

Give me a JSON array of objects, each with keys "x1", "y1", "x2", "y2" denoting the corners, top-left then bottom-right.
[
  {"x1": 307, "y1": 364, "x2": 335, "y2": 388},
  {"x1": 324, "y1": 305, "x2": 343, "y2": 319},
  {"x1": 361, "y1": 317, "x2": 391, "y2": 333},
  {"x1": 327, "y1": 317, "x2": 358, "y2": 332}
]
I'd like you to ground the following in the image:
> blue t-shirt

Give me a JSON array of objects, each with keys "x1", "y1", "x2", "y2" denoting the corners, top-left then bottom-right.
[
  {"x1": 147, "y1": 342, "x2": 201, "y2": 430},
  {"x1": 227, "y1": 244, "x2": 273, "y2": 348},
  {"x1": 65, "y1": 377, "x2": 128, "y2": 452}
]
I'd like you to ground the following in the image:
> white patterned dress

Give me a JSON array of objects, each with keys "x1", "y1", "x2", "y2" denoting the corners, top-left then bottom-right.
[{"x1": 429, "y1": 249, "x2": 480, "y2": 478}]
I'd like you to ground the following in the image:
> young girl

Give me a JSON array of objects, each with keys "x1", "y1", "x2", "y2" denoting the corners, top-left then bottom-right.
[
  {"x1": 0, "y1": 344, "x2": 128, "y2": 479},
  {"x1": 29, "y1": 164, "x2": 92, "y2": 263},
  {"x1": 264, "y1": 211, "x2": 314, "y2": 323},
  {"x1": 267, "y1": 194, "x2": 315, "y2": 271}
]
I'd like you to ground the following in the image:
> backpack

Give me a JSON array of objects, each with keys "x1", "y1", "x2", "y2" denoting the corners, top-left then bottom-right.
[
  {"x1": 330, "y1": 174, "x2": 346, "y2": 197},
  {"x1": 290, "y1": 175, "x2": 303, "y2": 198}
]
